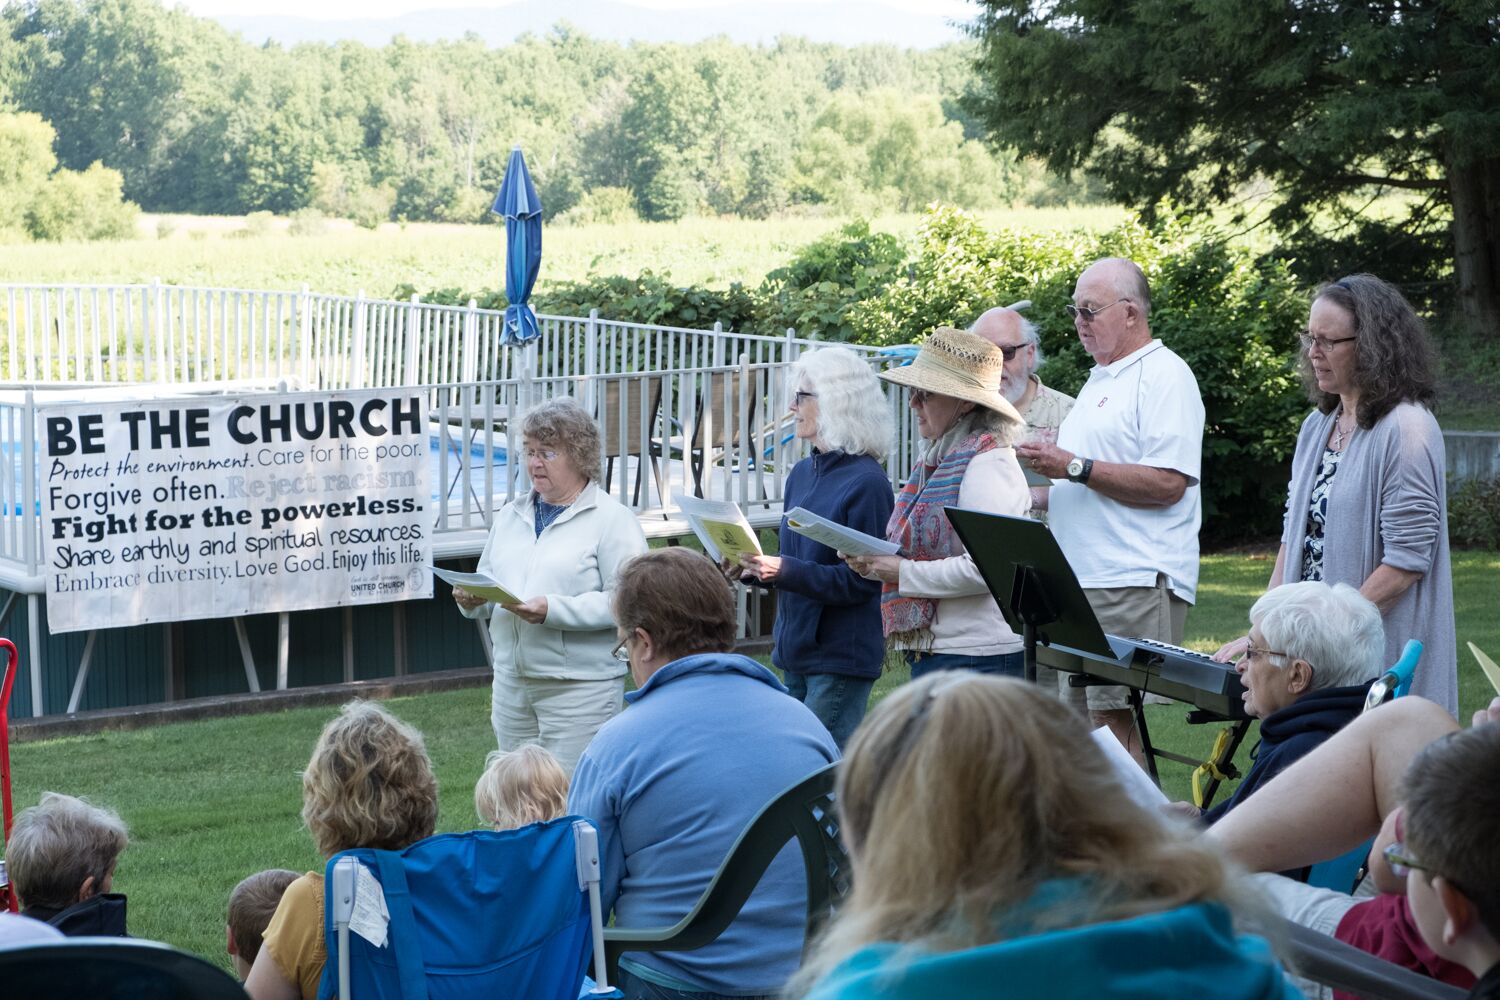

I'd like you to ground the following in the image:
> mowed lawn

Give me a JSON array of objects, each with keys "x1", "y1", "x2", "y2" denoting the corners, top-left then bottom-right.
[{"x1": 7, "y1": 548, "x2": 1498, "y2": 970}]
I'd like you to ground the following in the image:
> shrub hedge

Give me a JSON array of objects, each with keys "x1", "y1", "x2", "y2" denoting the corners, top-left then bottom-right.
[{"x1": 398, "y1": 207, "x2": 1325, "y2": 542}]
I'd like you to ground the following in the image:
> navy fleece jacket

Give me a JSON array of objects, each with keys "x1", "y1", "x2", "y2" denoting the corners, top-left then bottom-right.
[
  {"x1": 1204, "y1": 681, "x2": 1372, "y2": 825},
  {"x1": 769, "y1": 449, "x2": 894, "y2": 679}
]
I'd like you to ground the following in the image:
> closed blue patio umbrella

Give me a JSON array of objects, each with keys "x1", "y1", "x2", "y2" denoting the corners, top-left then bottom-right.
[{"x1": 492, "y1": 145, "x2": 543, "y2": 345}]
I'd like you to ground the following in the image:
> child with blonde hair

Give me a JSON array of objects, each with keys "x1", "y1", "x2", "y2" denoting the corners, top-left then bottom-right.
[{"x1": 474, "y1": 744, "x2": 568, "y2": 830}]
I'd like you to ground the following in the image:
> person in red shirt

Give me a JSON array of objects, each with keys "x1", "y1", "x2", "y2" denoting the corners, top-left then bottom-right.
[{"x1": 1210, "y1": 696, "x2": 1500, "y2": 999}]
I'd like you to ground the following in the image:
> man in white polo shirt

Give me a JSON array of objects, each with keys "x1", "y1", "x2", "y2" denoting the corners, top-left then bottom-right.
[{"x1": 1016, "y1": 257, "x2": 1204, "y2": 763}]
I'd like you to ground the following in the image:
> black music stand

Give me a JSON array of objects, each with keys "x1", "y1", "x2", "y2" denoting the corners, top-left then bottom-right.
[
  {"x1": 944, "y1": 508, "x2": 1113, "y2": 683},
  {"x1": 945, "y1": 507, "x2": 1250, "y2": 799}
]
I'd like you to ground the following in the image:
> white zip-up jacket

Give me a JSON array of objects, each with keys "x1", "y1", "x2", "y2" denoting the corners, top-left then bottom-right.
[{"x1": 461, "y1": 483, "x2": 648, "y2": 680}]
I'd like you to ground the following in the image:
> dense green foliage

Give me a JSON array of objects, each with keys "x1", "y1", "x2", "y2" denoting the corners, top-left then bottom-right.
[
  {"x1": 0, "y1": 0, "x2": 1096, "y2": 230},
  {"x1": 962, "y1": 1, "x2": 1500, "y2": 332},
  {"x1": 1450, "y1": 477, "x2": 1500, "y2": 551},
  {"x1": 0, "y1": 110, "x2": 136, "y2": 239},
  {"x1": 409, "y1": 205, "x2": 1310, "y2": 540}
]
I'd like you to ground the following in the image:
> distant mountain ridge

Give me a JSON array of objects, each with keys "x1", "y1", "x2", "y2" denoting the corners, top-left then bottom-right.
[{"x1": 214, "y1": 0, "x2": 968, "y2": 49}]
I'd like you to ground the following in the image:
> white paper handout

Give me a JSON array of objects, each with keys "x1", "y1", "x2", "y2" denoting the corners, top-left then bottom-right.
[
  {"x1": 784, "y1": 507, "x2": 899, "y2": 557},
  {"x1": 430, "y1": 566, "x2": 523, "y2": 606},
  {"x1": 1091, "y1": 725, "x2": 1168, "y2": 810},
  {"x1": 675, "y1": 493, "x2": 762, "y2": 563},
  {"x1": 349, "y1": 861, "x2": 392, "y2": 949}
]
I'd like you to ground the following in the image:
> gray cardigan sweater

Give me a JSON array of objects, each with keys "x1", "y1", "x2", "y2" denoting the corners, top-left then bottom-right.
[{"x1": 1281, "y1": 402, "x2": 1457, "y2": 717}]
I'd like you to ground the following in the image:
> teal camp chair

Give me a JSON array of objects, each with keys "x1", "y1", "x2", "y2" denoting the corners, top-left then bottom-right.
[{"x1": 1306, "y1": 640, "x2": 1423, "y2": 893}]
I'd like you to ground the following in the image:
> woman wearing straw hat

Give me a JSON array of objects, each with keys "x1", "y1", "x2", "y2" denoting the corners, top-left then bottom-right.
[{"x1": 844, "y1": 328, "x2": 1030, "y2": 679}]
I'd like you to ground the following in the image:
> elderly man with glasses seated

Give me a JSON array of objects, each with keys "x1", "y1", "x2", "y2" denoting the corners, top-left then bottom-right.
[
  {"x1": 569, "y1": 548, "x2": 839, "y2": 1000},
  {"x1": 1170, "y1": 581, "x2": 1382, "y2": 828}
]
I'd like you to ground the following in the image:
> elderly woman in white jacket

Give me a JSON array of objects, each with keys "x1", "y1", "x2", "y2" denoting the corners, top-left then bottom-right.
[
  {"x1": 845, "y1": 328, "x2": 1030, "y2": 679},
  {"x1": 454, "y1": 397, "x2": 647, "y2": 774}
]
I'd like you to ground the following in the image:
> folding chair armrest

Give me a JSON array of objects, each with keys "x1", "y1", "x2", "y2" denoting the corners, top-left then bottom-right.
[
  {"x1": 601, "y1": 845, "x2": 778, "y2": 980},
  {"x1": 601, "y1": 764, "x2": 841, "y2": 982},
  {"x1": 1280, "y1": 917, "x2": 1469, "y2": 1000}
]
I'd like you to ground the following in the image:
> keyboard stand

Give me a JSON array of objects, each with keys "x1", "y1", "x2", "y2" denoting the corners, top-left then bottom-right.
[{"x1": 1066, "y1": 675, "x2": 1252, "y2": 803}]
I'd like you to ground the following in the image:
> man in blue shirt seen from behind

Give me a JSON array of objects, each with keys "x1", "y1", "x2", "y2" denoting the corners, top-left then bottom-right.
[{"x1": 568, "y1": 548, "x2": 840, "y2": 1000}]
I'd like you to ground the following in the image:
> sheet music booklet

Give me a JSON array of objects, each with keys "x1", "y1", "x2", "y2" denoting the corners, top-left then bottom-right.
[
  {"x1": 784, "y1": 507, "x2": 899, "y2": 557},
  {"x1": 1091, "y1": 725, "x2": 1168, "y2": 810},
  {"x1": 430, "y1": 566, "x2": 523, "y2": 606},
  {"x1": 675, "y1": 494, "x2": 762, "y2": 563}
]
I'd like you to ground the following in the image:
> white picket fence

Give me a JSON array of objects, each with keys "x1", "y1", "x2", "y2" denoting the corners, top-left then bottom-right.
[
  {"x1": 0, "y1": 282, "x2": 924, "y2": 586},
  {"x1": 0, "y1": 281, "x2": 868, "y2": 389},
  {"x1": 0, "y1": 282, "x2": 933, "y2": 717}
]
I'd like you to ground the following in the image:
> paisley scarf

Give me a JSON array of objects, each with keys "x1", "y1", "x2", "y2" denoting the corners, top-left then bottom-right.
[{"x1": 881, "y1": 417, "x2": 998, "y2": 647}]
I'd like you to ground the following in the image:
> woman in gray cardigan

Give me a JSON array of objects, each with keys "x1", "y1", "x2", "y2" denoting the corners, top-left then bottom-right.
[{"x1": 1215, "y1": 274, "x2": 1457, "y2": 717}]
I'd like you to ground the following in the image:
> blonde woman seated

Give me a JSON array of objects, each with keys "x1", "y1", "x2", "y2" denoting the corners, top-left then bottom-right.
[
  {"x1": 246, "y1": 701, "x2": 439, "y2": 1000},
  {"x1": 787, "y1": 675, "x2": 1299, "y2": 1000}
]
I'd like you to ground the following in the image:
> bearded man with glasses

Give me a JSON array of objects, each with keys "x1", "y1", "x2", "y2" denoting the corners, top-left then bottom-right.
[{"x1": 1016, "y1": 257, "x2": 1205, "y2": 766}]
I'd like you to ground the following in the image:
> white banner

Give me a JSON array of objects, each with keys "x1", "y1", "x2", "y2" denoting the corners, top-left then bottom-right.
[{"x1": 39, "y1": 389, "x2": 434, "y2": 633}]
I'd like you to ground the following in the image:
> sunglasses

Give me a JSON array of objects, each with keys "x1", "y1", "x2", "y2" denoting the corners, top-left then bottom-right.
[
  {"x1": 1065, "y1": 298, "x2": 1130, "y2": 323},
  {"x1": 995, "y1": 342, "x2": 1030, "y2": 361}
]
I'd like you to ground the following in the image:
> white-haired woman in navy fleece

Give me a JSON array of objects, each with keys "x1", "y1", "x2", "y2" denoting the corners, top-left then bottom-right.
[{"x1": 724, "y1": 347, "x2": 894, "y2": 749}]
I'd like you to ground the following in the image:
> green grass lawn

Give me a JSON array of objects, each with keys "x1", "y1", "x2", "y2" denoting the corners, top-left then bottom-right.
[{"x1": 7, "y1": 548, "x2": 1498, "y2": 970}]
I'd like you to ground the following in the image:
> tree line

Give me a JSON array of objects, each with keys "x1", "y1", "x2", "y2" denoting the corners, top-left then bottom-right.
[{"x1": 0, "y1": 0, "x2": 1094, "y2": 234}]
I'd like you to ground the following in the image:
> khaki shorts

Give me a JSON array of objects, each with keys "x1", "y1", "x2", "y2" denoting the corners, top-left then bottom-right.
[{"x1": 1035, "y1": 573, "x2": 1189, "y2": 712}]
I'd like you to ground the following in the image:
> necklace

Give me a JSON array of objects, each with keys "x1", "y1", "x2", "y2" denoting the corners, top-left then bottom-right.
[{"x1": 1330, "y1": 406, "x2": 1355, "y2": 451}]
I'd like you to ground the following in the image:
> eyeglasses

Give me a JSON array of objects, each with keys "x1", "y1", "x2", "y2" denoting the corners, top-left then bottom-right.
[
  {"x1": 792, "y1": 390, "x2": 817, "y2": 406},
  {"x1": 611, "y1": 635, "x2": 633, "y2": 663},
  {"x1": 1242, "y1": 643, "x2": 1290, "y2": 663},
  {"x1": 1383, "y1": 842, "x2": 1429, "y2": 879},
  {"x1": 995, "y1": 342, "x2": 1030, "y2": 361},
  {"x1": 910, "y1": 388, "x2": 935, "y2": 406},
  {"x1": 524, "y1": 448, "x2": 560, "y2": 463},
  {"x1": 1065, "y1": 298, "x2": 1130, "y2": 323},
  {"x1": 1299, "y1": 332, "x2": 1358, "y2": 353}
]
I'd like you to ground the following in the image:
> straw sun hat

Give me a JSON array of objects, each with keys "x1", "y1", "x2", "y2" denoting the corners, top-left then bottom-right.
[{"x1": 878, "y1": 327, "x2": 1023, "y2": 428}]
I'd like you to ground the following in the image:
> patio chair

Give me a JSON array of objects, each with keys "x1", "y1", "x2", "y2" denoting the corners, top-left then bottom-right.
[
  {"x1": 596, "y1": 375, "x2": 665, "y2": 507},
  {"x1": 602, "y1": 761, "x2": 847, "y2": 981},
  {"x1": 683, "y1": 368, "x2": 761, "y2": 497},
  {"x1": 1280, "y1": 916, "x2": 1468, "y2": 1000},
  {"x1": 0, "y1": 937, "x2": 246, "y2": 999},
  {"x1": 323, "y1": 817, "x2": 612, "y2": 1000}
]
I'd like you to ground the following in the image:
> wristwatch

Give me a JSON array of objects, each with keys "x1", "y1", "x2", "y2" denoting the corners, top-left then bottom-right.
[{"x1": 1066, "y1": 456, "x2": 1094, "y2": 484}]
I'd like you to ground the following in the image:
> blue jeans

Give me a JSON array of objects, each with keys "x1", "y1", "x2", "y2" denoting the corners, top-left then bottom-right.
[
  {"x1": 783, "y1": 671, "x2": 876, "y2": 750},
  {"x1": 617, "y1": 965, "x2": 773, "y2": 1000},
  {"x1": 904, "y1": 650, "x2": 1024, "y2": 680}
]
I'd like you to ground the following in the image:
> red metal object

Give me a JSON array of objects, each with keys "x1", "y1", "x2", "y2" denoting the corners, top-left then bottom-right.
[{"x1": 1, "y1": 637, "x2": 17, "y2": 911}]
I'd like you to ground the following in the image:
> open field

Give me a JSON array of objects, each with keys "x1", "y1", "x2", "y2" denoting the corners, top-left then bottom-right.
[
  {"x1": 7, "y1": 548, "x2": 1497, "y2": 970},
  {"x1": 0, "y1": 207, "x2": 1129, "y2": 299}
]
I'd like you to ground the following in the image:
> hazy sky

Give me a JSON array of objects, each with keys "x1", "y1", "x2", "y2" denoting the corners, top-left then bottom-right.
[{"x1": 175, "y1": 0, "x2": 975, "y2": 20}]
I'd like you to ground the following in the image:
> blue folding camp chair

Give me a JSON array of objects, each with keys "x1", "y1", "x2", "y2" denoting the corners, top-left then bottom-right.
[
  {"x1": 321, "y1": 817, "x2": 614, "y2": 1000},
  {"x1": 1306, "y1": 640, "x2": 1423, "y2": 893}
]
